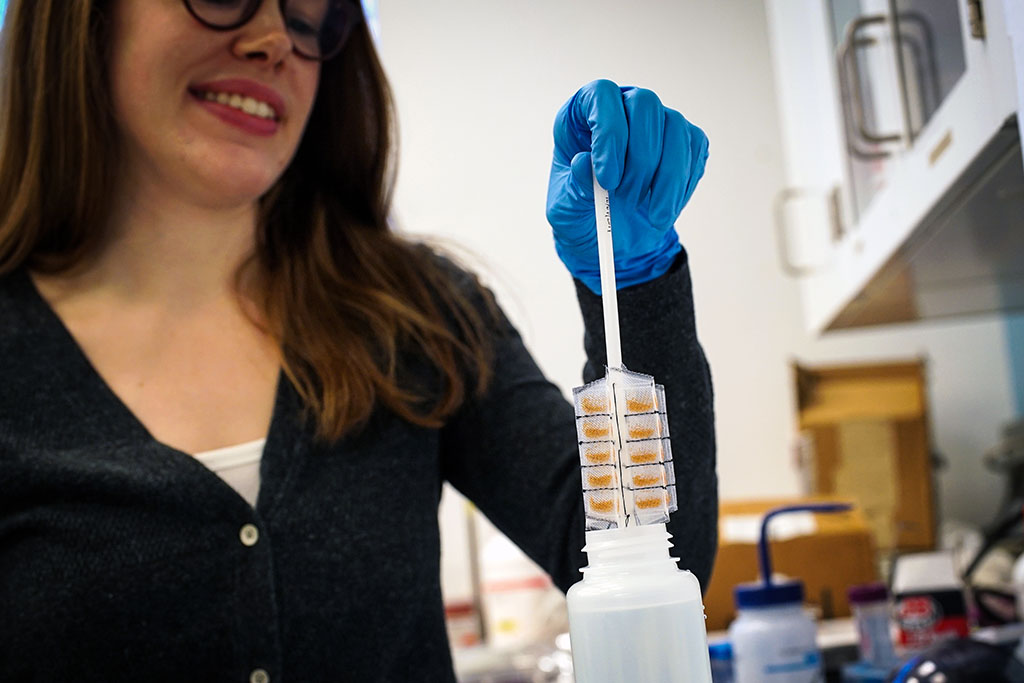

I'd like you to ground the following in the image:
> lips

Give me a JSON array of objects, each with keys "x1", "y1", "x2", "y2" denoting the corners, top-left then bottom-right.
[{"x1": 189, "y1": 78, "x2": 287, "y2": 121}]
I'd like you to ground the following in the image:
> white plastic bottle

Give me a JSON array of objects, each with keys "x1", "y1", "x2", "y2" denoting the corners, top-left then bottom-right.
[
  {"x1": 566, "y1": 523, "x2": 713, "y2": 683},
  {"x1": 480, "y1": 533, "x2": 559, "y2": 650},
  {"x1": 728, "y1": 580, "x2": 821, "y2": 682},
  {"x1": 726, "y1": 503, "x2": 850, "y2": 683}
]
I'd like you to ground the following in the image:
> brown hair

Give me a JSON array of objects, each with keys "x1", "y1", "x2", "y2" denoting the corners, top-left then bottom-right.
[{"x1": 0, "y1": 0, "x2": 495, "y2": 440}]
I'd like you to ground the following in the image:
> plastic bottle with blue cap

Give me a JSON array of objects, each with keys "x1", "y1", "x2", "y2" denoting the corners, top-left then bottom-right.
[
  {"x1": 727, "y1": 503, "x2": 851, "y2": 683},
  {"x1": 708, "y1": 640, "x2": 734, "y2": 682}
]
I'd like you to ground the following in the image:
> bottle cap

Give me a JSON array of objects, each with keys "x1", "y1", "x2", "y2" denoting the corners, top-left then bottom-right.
[
  {"x1": 708, "y1": 641, "x2": 732, "y2": 661},
  {"x1": 847, "y1": 582, "x2": 889, "y2": 605},
  {"x1": 734, "y1": 578, "x2": 804, "y2": 608}
]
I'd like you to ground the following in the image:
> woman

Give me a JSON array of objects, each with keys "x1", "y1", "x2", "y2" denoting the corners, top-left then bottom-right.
[{"x1": 0, "y1": 0, "x2": 716, "y2": 681}]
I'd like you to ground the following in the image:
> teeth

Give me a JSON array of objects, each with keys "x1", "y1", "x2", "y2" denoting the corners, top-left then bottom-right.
[{"x1": 201, "y1": 90, "x2": 277, "y2": 120}]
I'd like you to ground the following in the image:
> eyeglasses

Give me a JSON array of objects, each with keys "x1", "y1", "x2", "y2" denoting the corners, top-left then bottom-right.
[{"x1": 182, "y1": 0, "x2": 363, "y2": 61}]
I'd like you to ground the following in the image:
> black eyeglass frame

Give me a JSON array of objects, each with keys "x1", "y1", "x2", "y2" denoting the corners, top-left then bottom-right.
[{"x1": 181, "y1": 0, "x2": 363, "y2": 62}]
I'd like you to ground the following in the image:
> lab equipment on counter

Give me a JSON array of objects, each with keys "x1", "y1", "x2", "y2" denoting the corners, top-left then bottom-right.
[
  {"x1": 728, "y1": 503, "x2": 851, "y2": 683},
  {"x1": 709, "y1": 641, "x2": 734, "y2": 683},
  {"x1": 847, "y1": 583, "x2": 897, "y2": 669},
  {"x1": 891, "y1": 551, "x2": 969, "y2": 654},
  {"x1": 705, "y1": 497, "x2": 877, "y2": 631},
  {"x1": 1013, "y1": 552, "x2": 1024, "y2": 621},
  {"x1": 963, "y1": 417, "x2": 1024, "y2": 626},
  {"x1": 565, "y1": 175, "x2": 712, "y2": 683},
  {"x1": 452, "y1": 635, "x2": 575, "y2": 683},
  {"x1": 889, "y1": 637, "x2": 1024, "y2": 683},
  {"x1": 839, "y1": 660, "x2": 891, "y2": 683},
  {"x1": 444, "y1": 600, "x2": 481, "y2": 650},
  {"x1": 839, "y1": 583, "x2": 899, "y2": 682},
  {"x1": 479, "y1": 533, "x2": 564, "y2": 651}
]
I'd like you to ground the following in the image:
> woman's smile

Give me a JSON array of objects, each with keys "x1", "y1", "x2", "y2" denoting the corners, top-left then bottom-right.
[{"x1": 188, "y1": 78, "x2": 287, "y2": 137}]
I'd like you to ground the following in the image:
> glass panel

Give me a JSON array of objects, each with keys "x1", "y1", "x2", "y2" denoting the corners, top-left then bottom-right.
[
  {"x1": 827, "y1": 0, "x2": 966, "y2": 222},
  {"x1": 892, "y1": 0, "x2": 966, "y2": 136},
  {"x1": 829, "y1": 0, "x2": 900, "y2": 220}
]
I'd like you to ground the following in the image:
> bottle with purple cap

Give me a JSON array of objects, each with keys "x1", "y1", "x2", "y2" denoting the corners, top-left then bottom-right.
[{"x1": 848, "y1": 582, "x2": 898, "y2": 669}]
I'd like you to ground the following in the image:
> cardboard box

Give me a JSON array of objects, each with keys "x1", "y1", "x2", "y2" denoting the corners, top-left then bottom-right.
[
  {"x1": 793, "y1": 360, "x2": 936, "y2": 550},
  {"x1": 704, "y1": 497, "x2": 878, "y2": 632}
]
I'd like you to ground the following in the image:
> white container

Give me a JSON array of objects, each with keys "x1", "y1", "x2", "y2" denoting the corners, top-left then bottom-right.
[
  {"x1": 847, "y1": 583, "x2": 897, "y2": 668},
  {"x1": 480, "y1": 533, "x2": 558, "y2": 650},
  {"x1": 890, "y1": 551, "x2": 969, "y2": 652},
  {"x1": 566, "y1": 524, "x2": 712, "y2": 683},
  {"x1": 728, "y1": 583, "x2": 821, "y2": 683}
]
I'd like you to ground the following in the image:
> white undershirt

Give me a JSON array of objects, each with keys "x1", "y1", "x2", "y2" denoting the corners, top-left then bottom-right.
[{"x1": 192, "y1": 438, "x2": 266, "y2": 507}]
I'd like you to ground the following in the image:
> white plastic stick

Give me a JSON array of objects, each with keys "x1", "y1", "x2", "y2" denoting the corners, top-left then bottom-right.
[
  {"x1": 593, "y1": 169, "x2": 632, "y2": 526},
  {"x1": 592, "y1": 173, "x2": 621, "y2": 371}
]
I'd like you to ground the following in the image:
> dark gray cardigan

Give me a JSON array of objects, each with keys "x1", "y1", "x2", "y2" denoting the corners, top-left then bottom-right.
[{"x1": 0, "y1": 251, "x2": 717, "y2": 683}]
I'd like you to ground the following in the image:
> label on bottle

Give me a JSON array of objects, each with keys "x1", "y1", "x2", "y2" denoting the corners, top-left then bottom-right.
[
  {"x1": 894, "y1": 590, "x2": 968, "y2": 651},
  {"x1": 762, "y1": 649, "x2": 821, "y2": 681},
  {"x1": 734, "y1": 646, "x2": 822, "y2": 682}
]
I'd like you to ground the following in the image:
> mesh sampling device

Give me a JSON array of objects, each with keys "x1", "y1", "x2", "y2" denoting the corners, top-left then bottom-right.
[{"x1": 571, "y1": 174, "x2": 678, "y2": 530}]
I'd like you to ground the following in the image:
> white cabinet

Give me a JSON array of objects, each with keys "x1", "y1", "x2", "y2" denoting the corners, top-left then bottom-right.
[{"x1": 767, "y1": 0, "x2": 1024, "y2": 334}]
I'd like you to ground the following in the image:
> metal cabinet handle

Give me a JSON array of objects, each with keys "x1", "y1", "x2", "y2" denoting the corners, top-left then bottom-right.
[
  {"x1": 837, "y1": 14, "x2": 903, "y2": 154},
  {"x1": 773, "y1": 186, "x2": 844, "y2": 278},
  {"x1": 886, "y1": 0, "x2": 916, "y2": 148},
  {"x1": 897, "y1": 12, "x2": 941, "y2": 115},
  {"x1": 892, "y1": 9, "x2": 943, "y2": 139}
]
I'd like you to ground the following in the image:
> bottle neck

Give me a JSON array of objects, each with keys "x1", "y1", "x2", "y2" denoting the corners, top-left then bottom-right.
[{"x1": 581, "y1": 523, "x2": 678, "y2": 577}]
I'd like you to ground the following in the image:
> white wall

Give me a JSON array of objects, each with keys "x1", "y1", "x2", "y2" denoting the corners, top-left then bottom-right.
[{"x1": 374, "y1": 0, "x2": 1017, "y2": 595}]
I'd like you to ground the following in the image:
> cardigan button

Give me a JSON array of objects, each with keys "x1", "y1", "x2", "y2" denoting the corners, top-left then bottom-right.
[
  {"x1": 239, "y1": 524, "x2": 260, "y2": 547},
  {"x1": 250, "y1": 668, "x2": 270, "y2": 683}
]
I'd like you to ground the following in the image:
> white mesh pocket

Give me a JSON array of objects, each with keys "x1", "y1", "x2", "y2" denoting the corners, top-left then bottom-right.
[
  {"x1": 625, "y1": 389, "x2": 656, "y2": 414},
  {"x1": 579, "y1": 443, "x2": 613, "y2": 466},
  {"x1": 624, "y1": 413, "x2": 661, "y2": 441},
  {"x1": 585, "y1": 490, "x2": 620, "y2": 522},
  {"x1": 633, "y1": 489, "x2": 670, "y2": 525},
  {"x1": 573, "y1": 379, "x2": 610, "y2": 416},
  {"x1": 577, "y1": 415, "x2": 613, "y2": 442},
  {"x1": 627, "y1": 464, "x2": 666, "y2": 490},
  {"x1": 624, "y1": 440, "x2": 663, "y2": 466},
  {"x1": 582, "y1": 465, "x2": 618, "y2": 491},
  {"x1": 620, "y1": 369, "x2": 657, "y2": 414}
]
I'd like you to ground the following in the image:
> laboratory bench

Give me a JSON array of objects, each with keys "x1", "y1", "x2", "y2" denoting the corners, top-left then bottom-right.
[{"x1": 453, "y1": 618, "x2": 861, "y2": 683}]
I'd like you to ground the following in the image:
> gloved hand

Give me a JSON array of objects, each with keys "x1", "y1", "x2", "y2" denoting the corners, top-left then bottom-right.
[{"x1": 545, "y1": 79, "x2": 709, "y2": 294}]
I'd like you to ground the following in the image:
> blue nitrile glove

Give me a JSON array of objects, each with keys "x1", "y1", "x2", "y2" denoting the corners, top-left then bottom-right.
[{"x1": 546, "y1": 79, "x2": 709, "y2": 294}]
